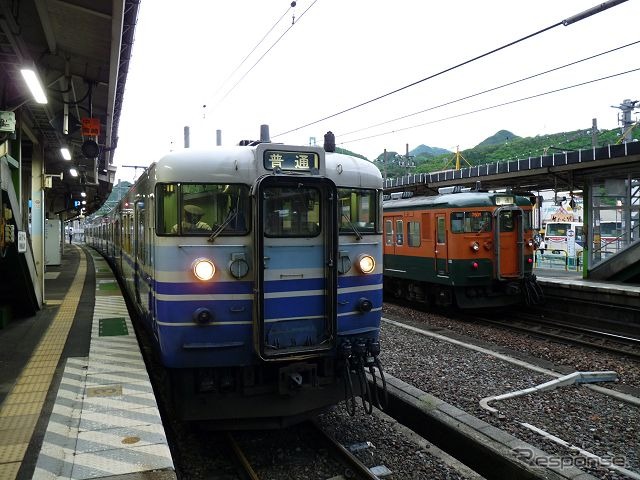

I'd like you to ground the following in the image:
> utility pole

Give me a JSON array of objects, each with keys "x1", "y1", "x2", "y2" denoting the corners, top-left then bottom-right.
[
  {"x1": 611, "y1": 99, "x2": 639, "y2": 143},
  {"x1": 403, "y1": 144, "x2": 414, "y2": 175},
  {"x1": 591, "y1": 119, "x2": 598, "y2": 147},
  {"x1": 383, "y1": 149, "x2": 387, "y2": 182}
]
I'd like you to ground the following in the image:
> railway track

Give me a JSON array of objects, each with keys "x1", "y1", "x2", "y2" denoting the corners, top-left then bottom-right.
[
  {"x1": 226, "y1": 420, "x2": 383, "y2": 480},
  {"x1": 472, "y1": 311, "x2": 640, "y2": 358},
  {"x1": 384, "y1": 294, "x2": 640, "y2": 358}
]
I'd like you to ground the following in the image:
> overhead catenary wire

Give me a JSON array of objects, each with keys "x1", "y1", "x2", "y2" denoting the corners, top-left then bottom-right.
[
  {"x1": 210, "y1": 2, "x2": 295, "y2": 102},
  {"x1": 272, "y1": 0, "x2": 629, "y2": 139},
  {"x1": 339, "y1": 40, "x2": 640, "y2": 140},
  {"x1": 211, "y1": 0, "x2": 318, "y2": 112},
  {"x1": 339, "y1": 67, "x2": 640, "y2": 146}
]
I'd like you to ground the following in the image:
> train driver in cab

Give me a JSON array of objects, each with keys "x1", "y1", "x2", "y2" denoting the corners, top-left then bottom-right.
[{"x1": 172, "y1": 204, "x2": 212, "y2": 233}]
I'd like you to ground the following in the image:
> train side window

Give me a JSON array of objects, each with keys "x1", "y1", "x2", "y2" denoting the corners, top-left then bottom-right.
[
  {"x1": 384, "y1": 219, "x2": 393, "y2": 245},
  {"x1": 523, "y1": 210, "x2": 533, "y2": 231},
  {"x1": 421, "y1": 213, "x2": 432, "y2": 240},
  {"x1": 135, "y1": 202, "x2": 145, "y2": 264},
  {"x1": 408, "y1": 221, "x2": 420, "y2": 247},
  {"x1": 437, "y1": 216, "x2": 446, "y2": 243},
  {"x1": 395, "y1": 219, "x2": 403, "y2": 245}
]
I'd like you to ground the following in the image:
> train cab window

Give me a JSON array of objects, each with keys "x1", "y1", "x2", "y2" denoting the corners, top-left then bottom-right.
[
  {"x1": 338, "y1": 188, "x2": 378, "y2": 235},
  {"x1": 157, "y1": 183, "x2": 250, "y2": 235},
  {"x1": 451, "y1": 211, "x2": 492, "y2": 233},
  {"x1": 408, "y1": 221, "x2": 420, "y2": 247},
  {"x1": 264, "y1": 186, "x2": 320, "y2": 237}
]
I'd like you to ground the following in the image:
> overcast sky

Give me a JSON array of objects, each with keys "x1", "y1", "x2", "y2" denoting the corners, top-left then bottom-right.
[{"x1": 113, "y1": 0, "x2": 640, "y2": 183}]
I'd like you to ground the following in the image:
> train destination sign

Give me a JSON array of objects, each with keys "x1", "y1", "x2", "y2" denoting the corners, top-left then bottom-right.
[{"x1": 264, "y1": 150, "x2": 320, "y2": 172}]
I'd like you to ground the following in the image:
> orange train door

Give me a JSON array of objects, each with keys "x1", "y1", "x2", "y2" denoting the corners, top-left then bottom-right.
[
  {"x1": 384, "y1": 215, "x2": 404, "y2": 255},
  {"x1": 435, "y1": 214, "x2": 448, "y2": 276},
  {"x1": 496, "y1": 207, "x2": 523, "y2": 279}
]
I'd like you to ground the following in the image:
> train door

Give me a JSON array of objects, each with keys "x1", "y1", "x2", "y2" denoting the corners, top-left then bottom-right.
[
  {"x1": 133, "y1": 201, "x2": 145, "y2": 304},
  {"x1": 117, "y1": 213, "x2": 124, "y2": 274},
  {"x1": 435, "y1": 214, "x2": 448, "y2": 275},
  {"x1": 256, "y1": 176, "x2": 337, "y2": 360},
  {"x1": 384, "y1": 215, "x2": 404, "y2": 255},
  {"x1": 496, "y1": 207, "x2": 523, "y2": 279}
]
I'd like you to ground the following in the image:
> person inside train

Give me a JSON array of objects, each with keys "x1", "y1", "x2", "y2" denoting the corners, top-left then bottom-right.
[{"x1": 172, "y1": 204, "x2": 211, "y2": 233}]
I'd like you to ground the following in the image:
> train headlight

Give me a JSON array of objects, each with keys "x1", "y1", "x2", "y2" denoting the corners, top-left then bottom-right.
[
  {"x1": 193, "y1": 258, "x2": 216, "y2": 281},
  {"x1": 356, "y1": 254, "x2": 376, "y2": 274},
  {"x1": 470, "y1": 241, "x2": 480, "y2": 252},
  {"x1": 527, "y1": 238, "x2": 534, "y2": 247}
]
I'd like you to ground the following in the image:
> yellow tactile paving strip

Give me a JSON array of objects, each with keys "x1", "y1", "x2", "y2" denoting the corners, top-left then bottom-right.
[{"x1": 0, "y1": 246, "x2": 87, "y2": 479}]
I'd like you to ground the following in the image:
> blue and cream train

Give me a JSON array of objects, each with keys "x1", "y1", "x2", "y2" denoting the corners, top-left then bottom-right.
[{"x1": 85, "y1": 131, "x2": 385, "y2": 427}]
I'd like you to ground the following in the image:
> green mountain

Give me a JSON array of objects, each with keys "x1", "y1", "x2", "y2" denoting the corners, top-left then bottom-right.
[
  {"x1": 476, "y1": 129, "x2": 519, "y2": 147},
  {"x1": 410, "y1": 144, "x2": 451, "y2": 157},
  {"x1": 371, "y1": 127, "x2": 625, "y2": 178}
]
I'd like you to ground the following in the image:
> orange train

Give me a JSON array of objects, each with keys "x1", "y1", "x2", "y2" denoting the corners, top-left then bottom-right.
[{"x1": 382, "y1": 187, "x2": 543, "y2": 308}]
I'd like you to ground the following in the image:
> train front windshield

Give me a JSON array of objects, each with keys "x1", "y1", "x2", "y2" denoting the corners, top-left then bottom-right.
[
  {"x1": 157, "y1": 183, "x2": 250, "y2": 235},
  {"x1": 263, "y1": 186, "x2": 321, "y2": 237},
  {"x1": 338, "y1": 188, "x2": 379, "y2": 234}
]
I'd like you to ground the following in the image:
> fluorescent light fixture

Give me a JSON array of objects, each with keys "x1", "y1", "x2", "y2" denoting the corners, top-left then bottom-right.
[
  {"x1": 69, "y1": 168, "x2": 78, "y2": 177},
  {"x1": 60, "y1": 147, "x2": 72, "y2": 160},
  {"x1": 20, "y1": 68, "x2": 47, "y2": 104}
]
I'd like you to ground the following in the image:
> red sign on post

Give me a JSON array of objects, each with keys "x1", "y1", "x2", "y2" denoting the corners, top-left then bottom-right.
[{"x1": 81, "y1": 117, "x2": 101, "y2": 137}]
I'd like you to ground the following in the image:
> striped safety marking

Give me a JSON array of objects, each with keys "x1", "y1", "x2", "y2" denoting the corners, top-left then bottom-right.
[
  {"x1": 0, "y1": 245, "x2": 86, "y2": 480},
  {"x1": 32, "y1": 250, "x2": 174, "y2": 479},
  {"x1": 0, "y1": 247, "x2": 174, "y2": 480}
]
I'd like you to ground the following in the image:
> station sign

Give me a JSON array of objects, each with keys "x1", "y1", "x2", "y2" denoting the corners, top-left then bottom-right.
[
  {"x1": 0, "y1": 111, "x2": 16, "y2": 133},
  {"x1": 81, "y1": 117, "x2": 101, "y2": 137}
]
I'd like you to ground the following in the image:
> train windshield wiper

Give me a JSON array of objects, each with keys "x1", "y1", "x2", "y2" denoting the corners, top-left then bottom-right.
[
  {"x1": 342, "y1": 214, "x2": 362, "y2": 240},
  {"x1": 207, "y1": 209, "x2": 238, "y2": 243}
]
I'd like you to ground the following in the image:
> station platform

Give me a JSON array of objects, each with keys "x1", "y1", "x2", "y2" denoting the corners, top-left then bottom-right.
[
  {"x1": 0, "y1": 244, "x2": 175, "y2": 480},
  {"x1": 534, "y1": 264, "x2": 640, "y2": 305}
]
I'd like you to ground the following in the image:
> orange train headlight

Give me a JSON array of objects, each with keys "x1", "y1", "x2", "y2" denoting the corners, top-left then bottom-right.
[{"x1": 193, "y1": 258, "x2": 216, "y2": 281}]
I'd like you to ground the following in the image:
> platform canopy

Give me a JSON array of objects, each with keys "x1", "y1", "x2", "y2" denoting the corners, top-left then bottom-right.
[{"x1": 0, "y1": 0, "x2": 139, "y2": 216}]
